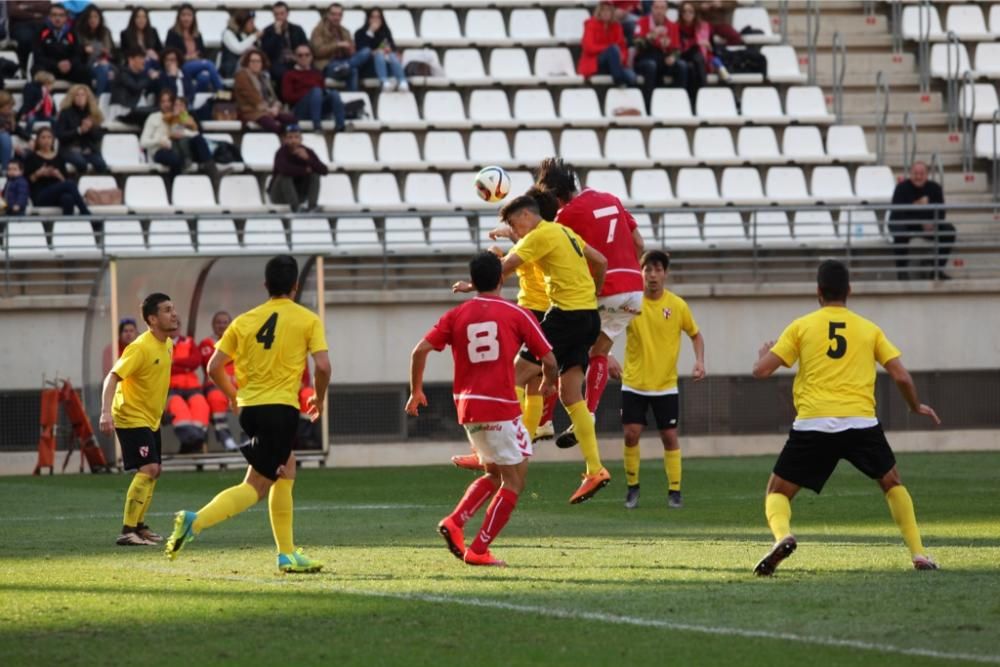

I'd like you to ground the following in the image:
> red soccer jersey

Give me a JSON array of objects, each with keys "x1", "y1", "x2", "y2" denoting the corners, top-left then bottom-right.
[
  {"x1": 555, "y1": 188, "x2": 643, "y2": 296},
  {"x1": 423, "y1": 295, "x2": 552, "y2": 424}
]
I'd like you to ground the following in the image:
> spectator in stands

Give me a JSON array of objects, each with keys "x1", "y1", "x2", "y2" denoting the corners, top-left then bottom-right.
[
  {"x1": 634, "y1": 0, "x2": 692, "y2": 106},
  {"x1": 611, "y1": 0, "x2": 642, "y2": 45},
  {"x1": 700, "y1": 1, "x2": 744, "y2": 46},
  {"x1": 167, "y1": 322, "x2": 210, "y2": 455},
  {"x1": 233, "y1": 48, "x2": 296, "y2": 134},
  {"x1": 677, "y1": 1, "x2": 732, "y2": 83},
  {"x1": 166, "y1": 3, "x2": 224, "y2": 92},
  {"x1": 112, "y1": 49, "x2": 160, "y2": 126},
  {"x1": 55, "y1": 84, "x2": 108, "y2": 175},
  {"x1": 140, "y1": 89, "x2": 217, "y2": 180},
  {"x1": 578, "y1": 2, "x2": 637, "y2": 88},
  {"x1": 220, "y1": 9, "x2": 261, "y2": 78},
  {"x1": 354, "y1": 8, "x2": 409, "y2": 93},
  {"x1": 24, "y1": 127, "x2": 91, "y2": 215},
  {"x1": 18, "y1": 71, "x2": 57, "y2": 136},
  {"x1": 155, "y1": 48, "x2": 196, "y2": 106},
  {"x1": 32, "y1": 3, "x2": 89, "y2": 85},
  {"x1": 75, "y1": 6, "x2": 115, "y2": 96},
  {"x1": 120, "y1": 8, "x2": 164, "y2": 71},
  {"x1": 2, "y1": 160, "x2": 30, "y2": 216},
  {"x1": 268, "y1": 124, "x2": 328, "y2": 213},
  {"x1": 888, "y1": 161, "x2": 955, "y2": 281},
  {"x1": 261, "y1": 1, "x2": 308, "y2": 92},
  {"x1": 102, "y1": 317, "x2": 139, "y2": 376},
  {"x1": 311, "y1": 3, "x2": 371, "y2": 92},
  {"x1": 0, "y1": 91, "x2": 15, "y2": 172},
  {"x1": 282, "y1": 45, "x2": 345, "y2": 132},
  {"x1": 8, "y1": 1, "x2": 51, "y2": 73}
]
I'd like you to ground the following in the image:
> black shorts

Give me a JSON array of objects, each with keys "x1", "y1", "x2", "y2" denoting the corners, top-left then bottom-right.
[
  {"x1": 519, "y1": 307, "x2": 601, "y2": 375},
  {"x1": 116, "y1": 427, "x2": 162, "y2": 471},
  {"x1": 773, "y1": 425, "x2": 897, "y2": 494},
  {"x1": 621, "y1": 391, "x2": 679, "y2": 430},
  {"x1": 238, "y1": 404, "x2": 300, "y2": 481},
  {"x1": 529, "y1": 309, "x2": 546, "y2": 324}
]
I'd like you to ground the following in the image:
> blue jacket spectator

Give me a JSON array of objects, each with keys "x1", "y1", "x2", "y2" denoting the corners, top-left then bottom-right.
[{"x1": 2, "y1": 160, "x2": 30, "y2": 215}]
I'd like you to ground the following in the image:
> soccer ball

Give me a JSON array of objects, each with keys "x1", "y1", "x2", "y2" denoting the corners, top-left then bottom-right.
[{"x1": 474, "y1": 166, "x2": 511, "y2": 203}]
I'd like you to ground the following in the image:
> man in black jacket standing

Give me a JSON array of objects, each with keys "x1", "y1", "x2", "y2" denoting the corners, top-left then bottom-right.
[
  {"x1": 888, "y1": 161, "x2": 955, "y2": 280},
  {"x1": 261, "y1": 1, "x2": 308, "y2": 96}
]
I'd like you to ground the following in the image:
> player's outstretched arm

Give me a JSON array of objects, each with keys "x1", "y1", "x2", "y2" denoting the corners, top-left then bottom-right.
[
  {"x1": 208, "y1": 349, "x2": 239, "y2": 414},
  {"x1": 752, "y1": 340, "x2": 783, "y2": 379},
  {"x1": 406, "y1": 339, "x2": 433, "y2": 416},
  {"x1": 583, "y1": 245, "x2": 607, "y2": 294},
  {"x1": 884, "y1": 358, "x2": 941, "y2": 425},
  {"x1": 308, "y1": 351, "x2": 331, "y2": 422},
  {"x1": 690, "y1": 331, "x2": 706, "y2": 381},
  {"x1": 98, "y1": 372, "x2": 121, "y2": 435}
]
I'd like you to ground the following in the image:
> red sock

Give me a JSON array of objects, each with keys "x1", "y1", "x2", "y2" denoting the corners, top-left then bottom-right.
[
  {"x1": 541, "y1": 391, "x2": 558, "y2": 425},
  {"x1": 448, "y1": 476, "x2": 497, "y2": 527},
  {"x1": 586, "y1": 354, "x2": 609, "y2": 413},
  {"x1": 469, "y1": 488, "x2": 519, "y2": 555}
]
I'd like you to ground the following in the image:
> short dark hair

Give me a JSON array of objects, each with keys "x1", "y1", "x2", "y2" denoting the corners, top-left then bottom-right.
[
  {"x1": 499, "y1": 195, "x2": 540, "y2": 225},
  {"x1": 534, "y1": 157, "x2": 578, "y2": 204},
  {"x1": 141, "y1": 293, "x2": 171, "y2": 326},
  {"x1": 817, "y1": 259, "x2": 850, "y2": 301},
  {"x1": 118, "y1": 317, "x2": 137, "y2": 336},
  {"x1": 265, "y1": 255, "x2": 299, "y2": 296},
  {"x1": 525, "y1": 185, "x2": 559, "y2": 221},
  {"x1": 272, "y1": 1, "x2": 289, "y2": 10},
  {"x1": 469, "y1": 251, "x2": 503, "y2": 293},
  {"x1": 125, "y1": 48, "x2": 145, "y2": 60},
  {"x1": 640, "y1": 250, "x2": 670, "y2": 271}
]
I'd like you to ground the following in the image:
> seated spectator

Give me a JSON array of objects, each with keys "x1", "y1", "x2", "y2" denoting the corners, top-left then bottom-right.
[
  {"x1": 354, "y1": 8, "x2": 409, "y2": 92},
  {"x1": 32, "y1": 3, "x2": 88, "y2": 85},
  {"x1": 154, "y1": 48, "x2": 196, "y2": 106},
  {"x1": 165, "y1": 3, "x2": 224, "y2": 92},
  {"x1": 888, "y1": 161, "x2": 955, "y2": 281},
  {"x1": 102, "y1": 317, "x2": 139, "y2": 376},
  {"x1": 24, "y1": 127, "x2": 91, "y2": 215},
  {"x1": 74, "y1": 6, "x2": 115, "y2": 96},
  {"x1": 9, "y1": 1, "x2": 51, "y2": 73},
  {"x1": 198, "y1": 311, "x2": 239, "y2": 451},
  {"x1": 268, "y1": 124, "x2": 328, "y2": 212},
  {"x1": 0, "y1": 90, "x2": 15, "y2": 171},
  {"x1": 677, "y1": 1, "x2": 732, "y2": 83},
  {"x1": 18, "y1": 71, "x2": 57, "y2": 136},
  {"x1": 233, "y1": 49, "x2": 296, "y2": 134},
  {"x1": 167, "y1": 323, "x2": 210, "y2": 455},
  {"x1": 120, "y1": 7, "x2": 164, "y2": 72},
  {"x1": 578, "y1": 2, "x2": 637, "y2": 87},
  {"x1": 311, "y1": 3, "x2": 371, "y2": 92},
  {"x1": 635, "y1": 0, "x2": 692, "y2": 106},
  {"x1": 112, "y1": 49, "x2": 160, "y2": 126},
  {"x1": 220, "y1": 9, "x2": 261, "y2": 78},
  {"x1": 140, "y1": 89, "x2": 217, "y2": 180},
  {"x1": 1, "y1": 159, "x2": 30, "y2": 216},
  {"x1": 611, "y1": 0, "x2": 642, "y2": 45},
  {"x1": 282, "y1": 45, "x2": 345, "y2": 132},
  {"x1": 700, "y1": 0, "x2": 744, "y2": 46},
  {"x1": 261, "y1": 1, "x2": 308, "y2": 92},
  {"x1": 55, "y1": 84, "x2": 108, "y2": 175}
]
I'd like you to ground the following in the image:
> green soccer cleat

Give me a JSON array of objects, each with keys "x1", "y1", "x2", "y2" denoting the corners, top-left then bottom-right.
[
  {"x1": 278, "y1": 548, "x2": 324, "y2": 574},
  {"x1": 164, "y1": 510, "x2": 196, "y2": 561}
]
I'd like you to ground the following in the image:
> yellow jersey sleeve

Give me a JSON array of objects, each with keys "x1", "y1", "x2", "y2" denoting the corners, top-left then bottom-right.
[
  {"x1": 111, "y1": 340, "x2": 145, "y2": 379},
  {"x1": 511, "y1": 225, "x2": 550, "y2": 265},
  {"x1": 679, "y1": 299, "x2": 699, "y2": 338},
  {"x1": 771, "y1": 320, "x2": 800, "y2": 367},
  {"x1": 874, "y1": 328, "x2": 901, "y2": 366},
  {"x1": 216, "y1": 325, "x2": 238, "y2": 359},
  {"x1": 307, "y1": 314, "x2": 329, "y2": 354}
]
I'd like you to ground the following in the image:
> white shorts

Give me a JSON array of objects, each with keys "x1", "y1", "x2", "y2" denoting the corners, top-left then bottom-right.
[
  {"x1": 464, "y1": 417, "x2": 532, "y2": 466},
  {"x1": 597, "y1": 291, "x2": 643, "y2": 340}
]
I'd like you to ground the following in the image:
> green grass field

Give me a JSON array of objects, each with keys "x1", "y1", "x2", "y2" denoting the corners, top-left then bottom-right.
[{"x1": 1, "y1": 451, "x2": 998, "y2": 666}]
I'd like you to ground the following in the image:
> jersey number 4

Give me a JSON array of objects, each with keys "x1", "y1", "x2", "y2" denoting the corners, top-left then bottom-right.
[
  {"x1": 826, "y1": 321, "x2": 847, "y2": 359},
  {"x1": 467, "y1": 322, "x2": 500, "y2": 363},
  {"x1": 256, "y1": 313, "x2": 278, "y2": 350}
]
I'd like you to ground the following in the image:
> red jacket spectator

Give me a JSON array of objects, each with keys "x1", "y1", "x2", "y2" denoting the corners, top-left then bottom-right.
[
  {"x1": 280, "y1": 67, "x2": 323, "y2": 106},
  {"x1": 578, "y1": 16, "x2": 627, "y2": 77},
  {"x1": 170, "y1": 334, "x2": 203, "y2": 390},
  {"x1": 635, "y1": 13, "x2": 681, "y2": 55}
]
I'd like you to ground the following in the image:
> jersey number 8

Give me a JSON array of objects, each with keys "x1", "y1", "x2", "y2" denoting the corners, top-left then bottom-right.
[{"x1": 467, "y1": 322, "x2": 499, "y2": 363}]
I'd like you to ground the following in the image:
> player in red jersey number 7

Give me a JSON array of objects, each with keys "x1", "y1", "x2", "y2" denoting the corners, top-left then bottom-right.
[{"x1": 407, "y1": 252, "x2": 558, "y2": 567}]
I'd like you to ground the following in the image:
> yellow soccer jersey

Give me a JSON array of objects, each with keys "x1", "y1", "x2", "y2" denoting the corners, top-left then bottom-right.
[
  {"x1": 623, "y1": 291, "x2": 699, "y2": 394},
  {"x1": 509, "y1": 220, "x2": 597, "y2": 311},
  {"x1": 111, "y1": 331, "x2": 173, "y2": 429},
  {"x1": 771, "y1": 306, "x2": 901, "y2": 419},
  {"x1": 217, "y1": 298, "x2": 328, "y2": 409},
  {"x1": 516, "y1": 261, "x2": 549, "y2": 312}
]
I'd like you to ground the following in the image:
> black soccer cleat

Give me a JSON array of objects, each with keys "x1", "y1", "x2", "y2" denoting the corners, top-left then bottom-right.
[
  {"x1": 624, "y1": 484, "x2": 640, "y2": 509},
  {"x1": 555, "y1": 425, "x2": 578, "y2": 449},
  {"x1": 753, "y1": 535, "x2": 797, "y2": 576}
]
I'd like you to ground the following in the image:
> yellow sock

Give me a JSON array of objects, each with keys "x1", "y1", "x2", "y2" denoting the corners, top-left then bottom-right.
[
  {"x1": 137, "y1": 478, "x2": 157, "y2": 524},
  {"x1": 664, "y1": 449, "x2": 682, "y2": 492},
  {"x1": 623, "y1": 444, "x2": 640, "y2": 486},
  {"x1": 522, "y1": 395, "x2": 543, "y2": 440},
  {"x1": 122, "y1": 472, "x2": 155, "y2": 528},
  {"x1": 515, "y1": 385, "x2": 526, "y2": 413},
  {"x1": 765, "y1": 493, "x2": 792, "y2": 541},
  {"x1": 566, "y1": 400, "x2": 602, "y2": 475},
  {"x1": 885, "y1": 485, "x2": 926, "y2": 556},
  {"x1": 269, "y1": 479, "x2": 295, "y2": 554},
  {"x1": 193, "y1": 482, "x2": 259, "y2": 533}
]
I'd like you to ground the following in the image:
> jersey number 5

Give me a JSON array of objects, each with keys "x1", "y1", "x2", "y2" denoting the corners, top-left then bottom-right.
[
  {"x1": 826, "y1": 321, "x2": 847, "y2": 359},
  {"x1": 256, "y1": 313, "x2": 278, "y2": 350},
  {"x1": 467, "y1": 322, "x2": 499, "y2": 363}
]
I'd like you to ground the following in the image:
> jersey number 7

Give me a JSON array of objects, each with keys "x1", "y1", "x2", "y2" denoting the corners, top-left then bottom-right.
[
  {"x1": 256, "y1": 313, "x2": 278, "y2": 350},
  {"x1": 592, "y1": 205, "x2": 619, "y2": 243}
]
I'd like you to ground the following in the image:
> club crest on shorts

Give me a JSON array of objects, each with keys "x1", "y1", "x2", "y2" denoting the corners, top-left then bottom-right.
[{"x1": 139, "y1": 445, "x2": 149, "y2": 458}]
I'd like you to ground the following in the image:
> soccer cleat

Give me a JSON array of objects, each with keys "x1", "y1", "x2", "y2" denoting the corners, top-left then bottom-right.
[
  {"x1": 668, "y1": 490, "x2": 683, "y2": 509},
  {"x1": 533, "y1": 421, "x2": 555, "y2": 443},
  {"x1": 164, "y1": 510, "x2": 196, "y2": 560},
  {"x1": 569, "y1": 467, "x2": 611, "y2": 504},
  {"x1": 463, "y1": 549, "x2": 507, "y2": 567},
  {"x1": 753, "y1": 535, "x2": 797, "y2": 576},
  {"x1": 554, "y1": 425, "x2": 578, "y2": 449},
  {"x1": 624, "y1": 484, "x2": 640, "y2": 509},
  {"x1": 912, "y1": 555, "x2": 939, "y2": 571},
  {"x1": 437, "y1": 516, "x2": 466, "y2": 560},
  {"x1": 116, "y1": 531, "x2": 155, "y2": 546},
  {"x1": 450, "y1": 453, "x2": 483, "y2": 471},
  {"x1": 136, "y1": 524, "x2": 163, "y2": 543},
  {"x1": 277, "y1": 548, "x2": 324, "y2": 573}
]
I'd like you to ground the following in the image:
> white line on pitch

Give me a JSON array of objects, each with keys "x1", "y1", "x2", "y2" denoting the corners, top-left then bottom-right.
[
  {"x1": 142, "y1": 566, "x2": 1000, "y2": 665},
  {"x1": 0, "y1": 504, "x2": 443, "y2": 523}
]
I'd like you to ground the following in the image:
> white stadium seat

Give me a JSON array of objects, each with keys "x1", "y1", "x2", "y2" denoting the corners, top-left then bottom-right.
[
  {"x1": 703, "y1": 212, "x2": 747, "y2": 244},
  {"x1": 357, "y1": 173, "x2": 402, "y2": 207},
  {"x1": 241, "y1": 133, "x2": 280, "y2": 171},
  {"x1": 650, "y1": 88, "x2": 694, "y2": 125},
  {"x1": 585, "y1": 169, "x2": 630, "y2": 201},
  {"x1": 197, "y1": 219, "x2": 239, "y2": 253},
  {"x1": 559, "y1": 129, "x2": 603, "y2": 165},
  {"x1": 604, "y1": 88, "x2": 647, "y2": 118},
  {"x1": 78, "y1": 175, "x2": 126, "y2": 214},
  {"x1": 243, "y1": 218, "x2": 289, "y2": 252},
  {"x1": 732, "y1": 7, "x2": 778, "y2": 43},
  {"x1": 630, "y1": 169, "x2": 674, "y2": 206},
  {"x1": 52, "y1": 220, "x2": 98, "y2": 256},
  {"x1": 288, "y1": 10, "x2": 321, "y2": 37},
  {"x1": 675, "y1": 168, "x2": 720, "y2": 205},
  {"x1": 198, "y1": 11, "x2": 229, "y2": 49},
  {"x1": 218, "y1": 175, "x2": 264, "y2": 212},
  {"x1": 422, "y1": 91, "x2": 466, "y2": 124},
  {"x1": 975, "y1": 43, "x2": 1000, "y2": 78},
  {"x1": 794, "y1": 211, "x2": 839, "y2": 244},
  {"x1": 513, "y1": 89, "x2": 557, "y2": 124},
  {"x1": 720, "y1": 167, "x2": 767, "y2": 204},
  {"x1": 604, "y1": 129, "x2": 647, "y2": 164},
  {"x1": 513, "y1": 130, "x2": 556, "y2": 163},
  {"x1": 696, "y1": 87, "x2": 740, "y2": 123},
  {"x1": 148, "y1": 11, "x2": 174, "y2": 44},
  {"x1": 444, "y1": 48, "x2": 489, "y2": 83},
  {"x1": 693, "y1": 127, "x2": 738, "y2": 163},
  {"x1": 105, "y1": 11, "x2": 131, "y2": 45},
  {"x1": 384, "y1": 10, "x2": 417, "y2": 40},
  {"x1": 385, "y1": 217, "x2": 429, "y2": 253},
  {"x1": 469, "y1": 89, "x2": 512, "y2": 123},
  {"x1": 737, "y1": 127, "x2": 782, "y2": 163},
  {"x1": 826, "y1": 125, "x2": 875, "y2": 162},
  {"x1": 633, "y1": 213, "x2": 658, "y2": 246},
  {"x1": 429, "y1": 217, "x2": 475, "y2": 252},
  {"x1": 318, "y1": 174, "x2": 356, "y2": 210},
  {"x1": 148, "y1": 220, "x2": 193, "y2": 253},
  {"x1": 946, "y1": 5, "x2": 989, "y2": 40},
  {"x1": 960, "y1": 82, "x2": 1000, "y2": 120},
  {"x1": 648, "y1": 128, "x2": 694, "y2": 164},
  {"x1": 332, "y1": 133, "x2": 376, "y2": 169},
  {"x1": 534, "y1": 48, "x2": 580, "y2": 84},
  {"x1": 403, "y1": 173, "x2": 449, "y2": 207},
  {"x1": 7, "y1": 221, "x2": 51, "y2": 256},
  {"x1": 335, "y1": 217, "x2": 381, "y2": 254},
  {"x1": 766, "y1": 166, "x2": 811, "y2": 204},
  {"x1": 171, "y1": 175, "x2": 217, "y2": 212},
  {"x1": 449, "y1": 172, "x2": 488, "y2": 208},
  {"x1": 930, "y1": 42, "x2": 973, "y2": 79},
  {"x1": 420, "y1": 9, "x2": 463, "y2": 41},
  {"x1": 465, "y1": 9, "x2": 507, "y2": 41},
  {"x1": 902, "y1": 5, "x2": 944, "y2": 41},
  {"x1": 991, "y1": 5, "x2": 1000, "y2": 35},
  {"x1": 301, "y1": 133, "x2": 329, "y2": 163},
  {"x1": 854, "y1": 165, "x2": 897, "y2": 203},
  {"x1": 124, "y1": 175, "x2": 171, "y2": 212},
  {"x1": 661, "y1": 212, "x2": 703, "y2": 247},
  {"x1": 489, "y1": 48, "x2": 533, "y2": 83},
  {"x1": 975, "y1": 123, "x2": 1000, "y2": 158},
  {"x1": 810, "y1": 166, "x2": 857, "y2": 204},
  {"x1": 290, "y1": 218, "x2": 334, "y2": 253},
  {"x1": 378, "y1": 132, "x2": 423, "y2": 169},
  {"x1": 424, "y1": 131, "x2": 469, "y2": 167},
  {"x1": 783, "y1": 125, "x2": 828, "y2": 163},
  {"x1": 511, "y1": 9, "x2": 553, "y2": 42},
  {"x1": 102, "y1": 220, "x2": 146, "y2": 252},
  {"x1": 554, "y1": 8, "x2": 589, "y2": 41},
  {"x1": 468, "y1": 131, "x2": 512, "y2": 162},
  {"x1": 740, "y1": 87, "x2": 786, "y2": 123},
  {"x1": 103, "y1": 134, "x2": 149, "y2": 173},
  {"x1": 559, "y1": 88, "x2": 603, "y2": 123},
  {"x1": 839, "y1": 209, "x2": 885, "y2": 243},
  {"x1": 762, "y1": 45, "x2": 807, "y2": 83},
  {"x1": 377, "y1": 92, "x2": 421, "y2": 123},
  {"x1": 750, "y1": 210, "x2": 794, "y2": 244},
  {"x1": 786, "y1": 87, "x2": 834, "y2": 123}
]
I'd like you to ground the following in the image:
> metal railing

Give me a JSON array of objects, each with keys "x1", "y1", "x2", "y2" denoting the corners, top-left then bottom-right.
[
  {"x1": 875, "y1": 70, "x2": 891, "y2": 163},
  {"x1": 831, "y1": 31, "x2": 847, "y2": 124},
  {"x1": 902, "y1": 111, "x2": 918, "y2": 173},
  {"x1": 993, "y1": 110, "x2": 1000, "y2": 202},
  {"x1": 805, "y1": 0, "x2": 821, "y2": 86},
  {"x1": 960, "y1": 70, "x2": 976, "y2": 174},
  {"x1": 890, "y1": 0, "x2": 903, "y2": 56},
  {"x1": 778, "y1": 0, "x2": 789, "y2": 43},
  {"x1": 944, "y1": 31, "x2": 962, "y2": 127},
  {"x1": 929, "y1": 152, "x2": 945, "y2": 186},
  {"x1": 917, "y1": 0, "x2": 932, "y2": 93}
]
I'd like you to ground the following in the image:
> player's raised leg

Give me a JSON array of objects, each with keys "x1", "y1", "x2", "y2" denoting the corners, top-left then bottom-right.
[
  {"x1": 879, "y1": 466, "x2": 938, "y2": 570},
  {"x1": 754, "y1": 474, "x2": 799, "y2": 576},
  {"x1": 563, "y1": 364, "x2": 611, "y2": 504}
]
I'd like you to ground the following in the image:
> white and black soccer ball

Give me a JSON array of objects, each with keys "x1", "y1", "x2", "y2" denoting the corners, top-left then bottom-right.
[{"x1": 474, "y1": 166, "x2": 511, "y2": 203}]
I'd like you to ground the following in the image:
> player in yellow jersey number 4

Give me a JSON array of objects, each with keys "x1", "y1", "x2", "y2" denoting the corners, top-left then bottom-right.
[{"x1": 751, "y1": 260, "x2": 940, "y2": 575}]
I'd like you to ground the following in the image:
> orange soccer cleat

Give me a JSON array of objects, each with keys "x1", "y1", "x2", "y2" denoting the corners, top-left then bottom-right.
[
  {"x1": 437, "y1": 517, "x2": 466, "y2": 560},
  {"x1": 569, "y1": 467, "x2": 611, "y2": 504},
  {"x1": 450, "y1": 453, "x2": 484, "y2": 471},
  {"x1": 464, "y1": 549, "x2": 507, "y2": 567}
]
